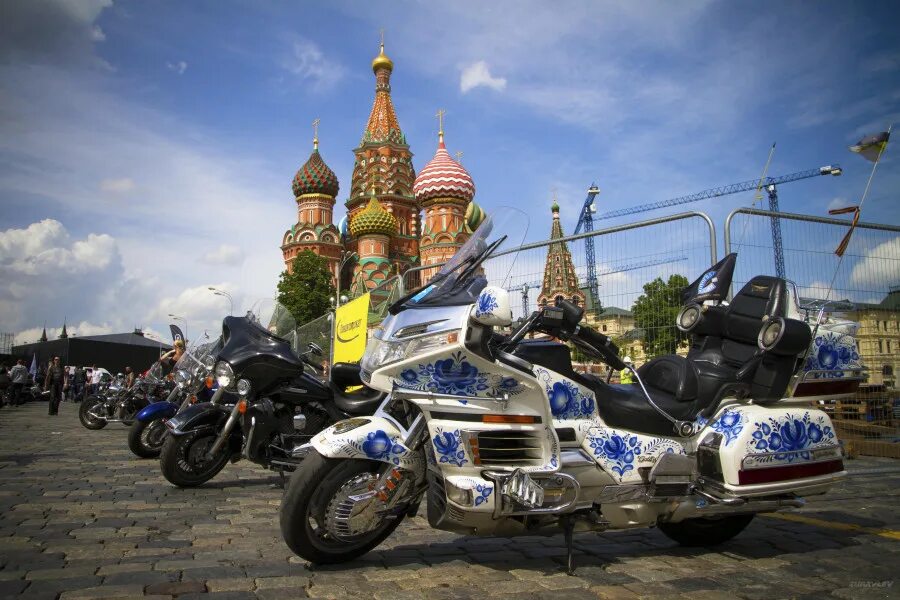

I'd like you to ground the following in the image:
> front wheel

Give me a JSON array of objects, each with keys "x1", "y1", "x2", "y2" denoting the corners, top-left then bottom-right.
[
  {"x1": 280, "y1": 451, "x2": 404, "y2": 564},
  {"x1": 128, "y1": 418, "x2": 168, "y2": 458},
  {"x1": 657, "y1": 513, "x2": 755, "y2": 547},
  {"x1": 79, "y1": 396, "x2": 107, "y2": 430},
  {"x1": 159, "y1": 429, "x2": 230, "y2": 487}
]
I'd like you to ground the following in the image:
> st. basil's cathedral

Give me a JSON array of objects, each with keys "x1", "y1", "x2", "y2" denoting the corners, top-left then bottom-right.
[{"x1": 280, "y1": 41, "x2": 485, "y2": 301}]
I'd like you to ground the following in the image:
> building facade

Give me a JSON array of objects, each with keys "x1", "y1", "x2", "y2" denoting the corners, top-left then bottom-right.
[{"x1": 280, "y1": 42, "x2": 483, "y2": 302}]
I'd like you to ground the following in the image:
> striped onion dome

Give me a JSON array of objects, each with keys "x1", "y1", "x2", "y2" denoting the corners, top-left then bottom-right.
[
  {"x1": 465, "y1": 201, "x2": 486, "y2": 232},
  {"x1": 349, "y1": 196, "x2": 397, "y2": 237},
  {"x1": 413, "y1": 139, "x2": 475, "y2": 203},
  {"x1": 292, "y1": 149, "x2": 339, "y2": 198}
]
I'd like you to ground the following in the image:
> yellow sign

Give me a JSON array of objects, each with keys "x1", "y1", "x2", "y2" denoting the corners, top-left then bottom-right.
[{"x1": 333, "y1": 293, "x2": 369, "y2": 364}]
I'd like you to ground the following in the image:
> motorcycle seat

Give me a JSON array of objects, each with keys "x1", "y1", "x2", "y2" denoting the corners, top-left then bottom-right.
[
  {"x1": 330, "y1": 383, "x2": 386, "y2": 416},
  {"x1": 584, "y1": 376, "x2": 696, "y2": 437}
]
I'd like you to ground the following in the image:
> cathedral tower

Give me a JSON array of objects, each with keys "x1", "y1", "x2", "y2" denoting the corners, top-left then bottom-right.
[
  {"x1": 414, "y1": 111, "x2": 476, "y2": 280},
  {"x1": 346, "y1": 39, "x2": 418, "y2": 280},
  {"x1": 281, "y1": 123, "x2": 342, "y2": 279},
  {"x1": 538, "y1": 200, "x2": 586, "y2": 309}
]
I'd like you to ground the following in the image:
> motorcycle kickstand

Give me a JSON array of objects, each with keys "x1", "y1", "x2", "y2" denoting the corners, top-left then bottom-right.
[
  {"x1": 277, "y1": 469, "x2": 286, "y2": 489},
  {"x1": 562, "y1": 516, "x2": 576, "y2": 575}
]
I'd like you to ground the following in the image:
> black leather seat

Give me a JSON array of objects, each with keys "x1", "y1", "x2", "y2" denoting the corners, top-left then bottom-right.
[
  {"x1": 330, "y1": 363, "x2": 386, "y2": 415},
  {"x1": 627, "y1": 275, "x2": 788, "y2": 428}
]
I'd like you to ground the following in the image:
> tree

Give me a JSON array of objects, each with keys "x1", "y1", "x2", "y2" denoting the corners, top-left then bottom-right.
[
  {"x1": 277, "y1": 251, "x2": 335, "y2": 325},
  {"x1": 631, "y1": 274, "x2": 689, "y2": 359}
]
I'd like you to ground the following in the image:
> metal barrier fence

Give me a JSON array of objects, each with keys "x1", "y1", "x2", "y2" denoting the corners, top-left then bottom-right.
[{"x1": 726, "y1": 207, "x2": 900, "y2": 459}]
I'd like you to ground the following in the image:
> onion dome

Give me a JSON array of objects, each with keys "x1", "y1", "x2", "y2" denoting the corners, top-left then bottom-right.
[
  {"x1": 465, "y1": 201, "x2": 486, "y2": 232},
  {"x1": 338, "y1": 215, "x2": 348, "y2": 238},
  {"x1": 292, "y1": 149, "x2": 339, "y2": 198},
  {"x1": 413, "y1": 137, "x2": 475, "y2": 203},
  {"x1": 372, "y1": 42, "x2": 393, "y2": 73},
  {"x1": 551, "y1": 199, "x2": 560, "y2": 213},
  {"x1": 349, "y1": 195, "x2": 397, "y2": 237}
]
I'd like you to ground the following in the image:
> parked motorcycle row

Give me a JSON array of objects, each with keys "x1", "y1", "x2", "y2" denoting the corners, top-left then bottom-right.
[{"x1": 83, "y1": 208, "x2": 847, "y2": 572}]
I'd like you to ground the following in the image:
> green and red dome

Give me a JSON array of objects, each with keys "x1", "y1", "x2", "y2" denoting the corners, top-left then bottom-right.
[{"x1": 292, "y1": 149, "x2": 339, "y2": 198}]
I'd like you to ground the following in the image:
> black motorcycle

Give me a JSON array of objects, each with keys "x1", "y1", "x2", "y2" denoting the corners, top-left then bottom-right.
[
  {"x1": 79, "y1": 363, "x2": 171, "y2": 430},
  {"x1": 159, "y1": 306, "x2": 384, "y2": 487}
]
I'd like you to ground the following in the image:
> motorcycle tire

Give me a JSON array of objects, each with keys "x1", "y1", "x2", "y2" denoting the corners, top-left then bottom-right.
[
  {"x1": 159, "y1": 429, "x2": 230, "y2": 487},
  {"x1": 280, "y1": 450, "x2": 404, "y2": 564},
  {"x1": 79, "y1": 396, "x2": 108, "y2": 430},
  {"x1": 657, "y1": 513, "x2": 755, "y2": 547},
  {"x1": 128, "y1": 418, "x2": 167, "y2": 459}
]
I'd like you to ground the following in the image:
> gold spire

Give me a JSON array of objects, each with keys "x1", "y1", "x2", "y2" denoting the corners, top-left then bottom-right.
[
  {"x1": 312, "y1": 118, "x2": 320, "y2": 150},
  {"x1": 436, "y1": 108, "x2": 445, "y2": 145},
  {"x1": 372, "y1": 29, "x2": 394, "y2": 73}
]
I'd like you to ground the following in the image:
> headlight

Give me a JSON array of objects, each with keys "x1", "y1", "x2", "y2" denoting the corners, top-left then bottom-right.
[
  {"x1": 215, "y1": 361, "x2": 235, "y2": 389},
  {"x1": 175, "y1": 369, "x2": 191, "y2": 385},
  {"x1": 236, "y1": 378, "x2": 251, "y2": 396},
  {"x1": 359, "y1": 330, "x2": 458, "y2": 377}
]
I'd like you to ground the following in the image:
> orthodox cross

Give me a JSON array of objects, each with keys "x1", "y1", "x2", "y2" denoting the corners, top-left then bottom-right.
[
  {"x1": 312, "y1": 118, "x2": 320, "y2": 150},
  {"x1": 436, "y1": 108, "x2": 445, "y2": 142},
  {"x1": 455, "y1": 151, "x2": 463, "y2": 163}
]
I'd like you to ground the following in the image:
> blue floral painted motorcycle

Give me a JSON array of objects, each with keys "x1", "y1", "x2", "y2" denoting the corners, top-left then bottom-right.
[{"x1": 279, "y1": 209, "x2": 845, "y2": 569}]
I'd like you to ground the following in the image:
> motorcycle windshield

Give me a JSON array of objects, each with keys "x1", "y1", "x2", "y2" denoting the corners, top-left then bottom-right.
[
  {"x1": 242, "y1": 299, "x2": 304, "y2": 356},
  {"x1": 397, "y1": 207, "x2": 529, "y2": 310},
  {"x1": 144, "y1": 361, "x2": 166, "y2": 385},
  {"x1": 172, "y1": 333, "x2": 221, "y2": 388}
]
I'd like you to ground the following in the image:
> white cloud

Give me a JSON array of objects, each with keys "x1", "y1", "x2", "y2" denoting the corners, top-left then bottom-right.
[
  {"x1": 281, "y1": 36, "x2": 343, "y2": 92},
  {"x1": 166, "y1": 60, "x2": 188, "y2": 75},
  {"x1": 460, "y1": 61, "x2": 507, "y2": 93},
  {"x1": 90, "y1": 25, "x2": 106, "y2": 42},
  {"x1": 99, "y1": 177, "x2": 135, "y2": 193},
  {"x1": 850, "y1": 237, "x2": 900, "y2": 290},
  {"x1": 202, "y1": 244, "x2": 244, "y2": 266}
]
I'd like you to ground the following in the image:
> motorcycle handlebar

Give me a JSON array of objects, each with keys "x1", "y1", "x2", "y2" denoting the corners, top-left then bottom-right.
[{"x1": 573, "y1": 325, "x2": 626, "y2": 372}]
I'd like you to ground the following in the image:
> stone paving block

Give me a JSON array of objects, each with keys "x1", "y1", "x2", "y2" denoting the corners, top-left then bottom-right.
[
  {"x1": 145, "y1": 579, "x2": 208, "y2": 595},
  {"x1": 58, "y1": 584, "x2": 145, "y2": 599}
]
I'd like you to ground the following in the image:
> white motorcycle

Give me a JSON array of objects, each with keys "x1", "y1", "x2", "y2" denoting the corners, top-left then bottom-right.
[{"x1": 279, "y1": 210, "x2": 846, "y2": 570}]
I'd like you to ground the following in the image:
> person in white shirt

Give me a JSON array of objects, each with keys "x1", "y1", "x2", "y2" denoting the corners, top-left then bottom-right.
[{"x1": 90, "y1": 364, "x2": 102, "y2": 394}]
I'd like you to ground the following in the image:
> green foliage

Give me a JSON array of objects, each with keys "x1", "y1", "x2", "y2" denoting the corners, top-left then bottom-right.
[
  {"x1": 632, "y1": 274, "x2": 689, "y2": 359},
  {"x1": 277, "y1": 251, "x2": 336, "y2": 325}
]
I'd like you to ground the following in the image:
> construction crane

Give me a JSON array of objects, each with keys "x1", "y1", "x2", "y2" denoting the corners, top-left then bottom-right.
[
  {"x1": 583, "y1": 165, "x2": 842, "y2": 279},
  {"x1": 573, "y1": 185, "x2": 601, "y2": 309},
  {"x1": 507, "y1": 255, "x2": 688, "y2": 316}
]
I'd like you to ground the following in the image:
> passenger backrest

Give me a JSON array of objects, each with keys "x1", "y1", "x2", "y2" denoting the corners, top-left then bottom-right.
[{"x1": 721, "y1": 276, "x2": 787, "y2": 365}]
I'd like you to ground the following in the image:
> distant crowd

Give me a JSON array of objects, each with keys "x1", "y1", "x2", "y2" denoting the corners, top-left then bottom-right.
[{"x1": 0, "y1": 359, "x2": 138, "y2": 415}]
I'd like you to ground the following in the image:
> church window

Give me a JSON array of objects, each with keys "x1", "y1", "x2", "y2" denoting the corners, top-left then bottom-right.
[{"x1": 602, "y1": 325, "x2": 607, "y2": 332}]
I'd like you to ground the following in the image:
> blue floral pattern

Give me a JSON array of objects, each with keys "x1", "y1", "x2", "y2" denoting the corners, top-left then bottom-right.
[
  {"x1": 474, "y1": 483, "x2": 493, "y2": 506},
  {"x1": 394, "y1": 351, "x2": 523, "y2": 401},
  {"x1": 749, "y1": 411, "x2": 836, "y2": 462},
  {"x1": 804, "y1": 331, "x2": 862, "y2": 379},
  {"x1": 587, "y1": 430, "x2": 642, "y2": 476},
  {"x1": 357, "y1": 430, "x2": 408, "y2": 465},
  {"x1": 432, "y1": 427, "x2": 467, "y2": 467},
  {"x1": 535, "y1": 367, "x2": 597, "y2": 420},
  {"x1": 474, "y1": 291, "x2": 499, "y2": 319},
  {"x1": 710, "y1": 409, "x2": 746, "y2": 446}
]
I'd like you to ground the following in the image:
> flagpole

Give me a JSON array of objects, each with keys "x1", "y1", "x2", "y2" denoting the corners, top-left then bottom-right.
[{"x1": 824, "y1": 123, "x2": 892, "y2": 302}]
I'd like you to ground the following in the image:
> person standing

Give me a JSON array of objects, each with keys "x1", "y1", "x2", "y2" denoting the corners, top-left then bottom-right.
[
  {"x1": 9, "y1": 360, "x2": 28, "y2": 406},
  {"x1": 73, "y1": 366, "x2": 86, "y2": 402},
  {"x1": 90, "y1": 364, "x2": 102, "y2": 395},
  {"x1": 619, "y1": 356, "x2": 635, "y2": 384},
  {"x1": 0, "y1": 365, "x2": 10, "y2": 407},
  {"x1": 124, "y1": 366, "x2": 135, "y2": 388},
  {"x1": 44, "y1": 356, "x2": 64, "y2": 415}
]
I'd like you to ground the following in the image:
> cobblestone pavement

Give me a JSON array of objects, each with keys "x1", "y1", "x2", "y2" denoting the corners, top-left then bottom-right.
[{"x1": 0, "y1": 402, "x2": 898, "y2": 600}]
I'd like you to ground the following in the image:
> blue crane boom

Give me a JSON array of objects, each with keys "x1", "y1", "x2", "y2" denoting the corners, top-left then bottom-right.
[{"x1": 574, "y1": 163, "x2": 841, "y2": 286}]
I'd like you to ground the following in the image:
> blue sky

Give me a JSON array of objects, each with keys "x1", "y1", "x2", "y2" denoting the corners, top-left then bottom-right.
[{"x1": 1, "y1": 0, "x2": 899, "y2": 343}]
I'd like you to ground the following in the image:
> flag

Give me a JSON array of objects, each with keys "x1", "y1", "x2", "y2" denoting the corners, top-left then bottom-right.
[
  {"x1": 169, "y1": 324, "x2": 185, "y2": 344},
  {"x1": 849, "y1": 131, "x2": 890, "y2": 162},
  {"x1": 828, "y1": 205, "x2": 860, "y2": 257},
  {"x1": 29, "y1": 354, "x2": 38, "y2": 379}
]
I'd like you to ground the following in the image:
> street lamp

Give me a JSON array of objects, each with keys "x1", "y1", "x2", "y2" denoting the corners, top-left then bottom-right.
[
  {"x1": 167, "y1": 313, "x2": 188, "y2": 343},
  {"x1": 335, "y1": 251, "x2": 358, "y2": 306},
  {"x1": 208, "y1": 287, "x2": 234, "y2": 315}
]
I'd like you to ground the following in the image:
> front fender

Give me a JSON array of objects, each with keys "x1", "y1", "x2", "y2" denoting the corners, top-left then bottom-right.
[
  {"x1": 136, "y1": 400, "x2": 179, "y2": 422},
  {"x1": 312, "y1": 417, "x2": 424, "y2": 471},
  {"x1": 165, "y1": 402, "x2": 229, "y2": 435}
]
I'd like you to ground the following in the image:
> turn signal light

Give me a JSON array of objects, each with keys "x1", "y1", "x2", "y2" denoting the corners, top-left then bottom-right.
[
  {"x1": 237, "y1": 400, "x2": 247, "y2": 414},
  {"x1": 482, "y1": 415, "x2": 538, "y2": 424},
  {"x1": 205, "y1": 376, "x2": 214, "y2": 389},
  {"x1": 189, "y1": 395, "x2": 197, "y2": 404}
]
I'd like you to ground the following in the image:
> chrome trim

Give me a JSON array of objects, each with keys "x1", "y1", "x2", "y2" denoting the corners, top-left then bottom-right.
[
  {"x1": 484, "y1": 471, "x2": 581, "y2": 517},
  {"x1": 741, "y1": 445, "x2": 841, "y2": 470},
  {"x1": 560, "y1": 449, "x2": 595, "y2": 468},
  {"x1": 290, "y1": 442, "x2": 313, "y2": 459},
  {"x1": 392, "y1": 389, "x2": 511, "y2": 405}
]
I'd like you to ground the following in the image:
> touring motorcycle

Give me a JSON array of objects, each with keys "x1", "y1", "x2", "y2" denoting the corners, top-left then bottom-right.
[
  {"x1": 159, "y1": 302, "x2": 384, "y2": 487},
  {"x1": 128, "y1": 336, "x2": 225, "y2": 458},
  {"x1": 79, "y1": 362, "x2": 171, "y2": 430},
  {"x1": 279, "y1": 209, "x2": 845, "y2": 569}
]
